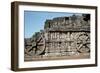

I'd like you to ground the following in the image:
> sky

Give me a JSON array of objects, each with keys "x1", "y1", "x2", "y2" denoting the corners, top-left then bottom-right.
[{"x1": 24, "y1": 11, "x2": 82, "y2": 38}]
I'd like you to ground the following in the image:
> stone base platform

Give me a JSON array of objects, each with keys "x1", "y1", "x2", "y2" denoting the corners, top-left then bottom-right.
[{"x1": 24, "y1": 53, "x2": 90, "y2": 61}]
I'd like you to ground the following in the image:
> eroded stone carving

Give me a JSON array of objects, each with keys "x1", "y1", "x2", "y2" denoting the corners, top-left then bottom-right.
[{"x1": 24, "y1": 14, "x2": 90, "y2": 61}]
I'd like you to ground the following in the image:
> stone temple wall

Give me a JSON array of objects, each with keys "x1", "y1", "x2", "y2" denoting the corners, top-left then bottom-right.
[{"x1": 24, "y1": 14, "x2": 90, "y2": 61}]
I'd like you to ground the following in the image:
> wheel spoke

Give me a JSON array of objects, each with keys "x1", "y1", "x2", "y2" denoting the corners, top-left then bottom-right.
[
  {"x1": 77, "y1": 40, "x2": 82, "y2": 44},
  {"x1": 86, "y1": 42, "x2": 90, "y2": 44},
  {"x1": 28, "y1": 45, "x2": 36, "y2": 51},
  {"x1": 38, "y1": 42, "x2": 44, "y2": 46},
  {"x1": 77, "y1": 44, "x2": 83, "y2": 50},
  {"x1": 85, "y1": 44, "x2": 90, "y2": 49},
  {"x1": 36, "y1": 46, "x2": 42, "y2": 51},
  {"x1": 86, "y1": 36, "x2": 89, "y2": 40},
  {"x1": 37, "y1": 36, "x2": 42, "y2": 43},
  {"x1": 25, "y1": 48, "x2": 34, "y2": 56}
]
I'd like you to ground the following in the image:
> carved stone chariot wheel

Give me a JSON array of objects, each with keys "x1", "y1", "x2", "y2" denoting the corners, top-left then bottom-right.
[
  {"x1": 25, "y1": 33, "x2": 45, "y2": 56},
  {"x1": 76, "y1": 32, "x2": 90, "y2": 53}
]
